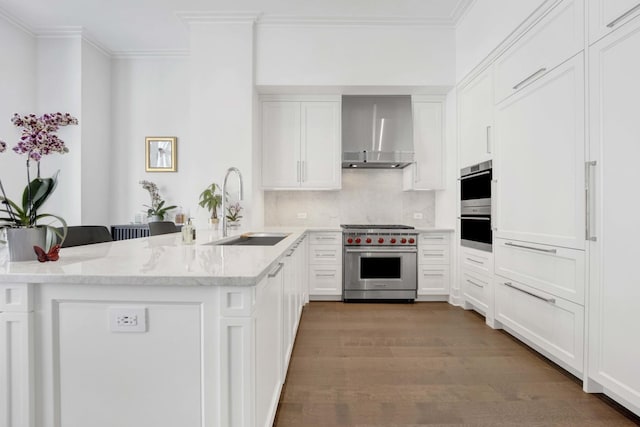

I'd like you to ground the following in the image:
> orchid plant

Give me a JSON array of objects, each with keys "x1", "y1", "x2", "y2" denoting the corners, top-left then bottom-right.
[
  {"x1": 225, "y1": 202, "x2": 243, "y2": 223},
  {"x1": 139, "y1": 180, "x2": 176, "y2": 220},
  {"x1": 0, "y1": 113, "x2": 77, "y2": 243}
]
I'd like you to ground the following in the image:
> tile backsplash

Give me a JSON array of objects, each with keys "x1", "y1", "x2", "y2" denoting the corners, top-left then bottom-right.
[{"x1": 264, "y1": 169, "x2": 435, "y2": 227}]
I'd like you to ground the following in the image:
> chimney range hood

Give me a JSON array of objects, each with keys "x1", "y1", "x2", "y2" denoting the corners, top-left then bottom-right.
[{"x1": 342, "y1": 95, "x2": 414, "y2": 169}]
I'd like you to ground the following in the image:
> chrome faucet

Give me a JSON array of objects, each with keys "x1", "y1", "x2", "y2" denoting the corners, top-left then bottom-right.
[{"x1": 221, "y1": 167, "x2": 244, "y2": 237}]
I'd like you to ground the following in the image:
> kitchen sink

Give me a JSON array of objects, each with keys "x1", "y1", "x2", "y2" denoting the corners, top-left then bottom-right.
[{"x1": 207, "y1": 232, "x2": 290, "y2": 246}]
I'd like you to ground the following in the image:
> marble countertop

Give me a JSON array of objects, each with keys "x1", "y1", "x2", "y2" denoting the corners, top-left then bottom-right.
[{"x1": 0, "y1": 227, "x2": 307, "y2": 287}]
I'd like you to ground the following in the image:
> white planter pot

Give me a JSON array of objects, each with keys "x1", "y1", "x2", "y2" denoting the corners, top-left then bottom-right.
[
  {"x1": 148, "y1": 215, "x2": 163, "y2": 223},
  {"x1": 6, "y1": 227, "x2": 47, "y2": 262}
]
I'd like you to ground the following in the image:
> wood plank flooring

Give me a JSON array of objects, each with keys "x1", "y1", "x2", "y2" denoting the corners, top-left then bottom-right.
[{"x1": 274, "y1": 302, "x2": 639, "y2": 427}]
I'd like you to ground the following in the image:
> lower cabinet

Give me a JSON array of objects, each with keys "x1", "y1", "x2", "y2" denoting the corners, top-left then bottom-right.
[
  {"x1": 494, "y1": 279, "x2": 584, "y2": 376},
  {"x1": 417, "y1": 232, "x2": 452, "y2": 298},
  {"x1": 460, "y1": 246, "x2": 495, "y2": 325},
  {"x1": 308, "y1": 232, "x2": 342, "y2": 300}
]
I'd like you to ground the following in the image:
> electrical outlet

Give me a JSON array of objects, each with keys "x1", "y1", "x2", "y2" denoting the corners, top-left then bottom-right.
[
  {"x1": 413, "y1": 212, "x2": 424, "y2": 220},
  {"x1": 109, "y1": 307, "x2": 146, "y2": 332},
  {"x1": 297, "y1": 212, "x2": 308, "y2": 219}
]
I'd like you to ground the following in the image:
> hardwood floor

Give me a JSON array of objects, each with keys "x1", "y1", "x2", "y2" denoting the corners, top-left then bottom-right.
[{"x1": 274, "y1": 302, "x2": 639, "y2": 427}]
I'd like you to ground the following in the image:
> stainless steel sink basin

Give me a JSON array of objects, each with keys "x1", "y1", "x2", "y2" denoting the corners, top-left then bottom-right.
[{"x1": 208, "y1": 232, "x2": 290, "y2": 246}]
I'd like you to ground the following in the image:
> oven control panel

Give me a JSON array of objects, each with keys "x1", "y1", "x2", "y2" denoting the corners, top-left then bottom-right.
[{"x1": 343, "y1": 232, "x2": 417, "y2": 246}]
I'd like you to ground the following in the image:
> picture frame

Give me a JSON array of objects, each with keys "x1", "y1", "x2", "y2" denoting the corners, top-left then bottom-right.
[{"x1": 145, "y1": 136, "x2": 177, "y2": 172}]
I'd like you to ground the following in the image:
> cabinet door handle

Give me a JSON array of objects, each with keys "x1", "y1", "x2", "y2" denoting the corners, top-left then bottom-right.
[
  {"x1": 268, "y1": 262, "x2": 284, "y2": 278},
  {"x1": 491, "y1": 179, "x2": 497, "y2": 231},
  {"x1": 466, "y1": 279, "x2": 484, "y2": 288},
  {"x1": 504, "y1": 242, "x2": 557, "y2": 254},
  {"x1": 466, "y1": 257, "x2": 483, "y2": 264},
  {"x1": 513, "y1": 67, "x2": 547, "y2": 90},
  {"x1": 486, "y1": 125, "x2": 492, "y2": 154},
  {"x1": 607, "y1": 3, "x2": 640, "y2": 28},
  {"x1": 585, "y1": 161, "x2": 597, "y2": 242},
  {"x1": 315, "y1": 273, "x2": 336, "y2": 278},
  {"x1": 302, "y1": 160, "x2": 306, "y2": 182},
  {"x1": 297, "y1": 160, "x2": 301, "y2": 182},
  {"x1": 503, "y1": 281, "x2": 555, "y2": 304},
  {"x1": 423, "y1": 273, "x2": 444, "y2": 277}
]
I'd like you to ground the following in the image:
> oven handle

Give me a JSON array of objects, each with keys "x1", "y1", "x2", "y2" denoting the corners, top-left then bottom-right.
[
  {"x1": 345, "y1": 247, "x2": 417, "y2": 254},
  {"x1": 459, "y1": 170, "x2": 491, "y2": 181},
  {"x1": 458, "y1": 216, "x2": 491, "y2": 221}
]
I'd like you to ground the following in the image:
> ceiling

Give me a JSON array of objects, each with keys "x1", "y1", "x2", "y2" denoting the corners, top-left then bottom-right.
[{"x1": 0, "y1": 0, "x2": 471, "y2": 54}]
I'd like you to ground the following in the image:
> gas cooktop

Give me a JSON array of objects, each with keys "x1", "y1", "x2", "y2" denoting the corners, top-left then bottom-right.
[{"x1": 340, "y1": 224, "x2": 415, "y2": 230}]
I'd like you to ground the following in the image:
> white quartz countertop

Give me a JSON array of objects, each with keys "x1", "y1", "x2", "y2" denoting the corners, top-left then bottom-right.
[{"x1": 0, "y1": 227, "x2": 308, "y2": 287}]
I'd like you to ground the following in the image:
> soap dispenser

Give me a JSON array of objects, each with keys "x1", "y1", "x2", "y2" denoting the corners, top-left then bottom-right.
[{"x1": 182, "y1": 218, "x2": 194, "y2": 244}]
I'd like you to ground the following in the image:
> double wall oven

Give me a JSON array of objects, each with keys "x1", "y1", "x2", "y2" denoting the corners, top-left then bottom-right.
[
  {"x1": 460, "y1": 160, "x2": 493, "y2": 252},
  {"x1": 342, "y1": 225, "x2": 417, "y2": 302}
]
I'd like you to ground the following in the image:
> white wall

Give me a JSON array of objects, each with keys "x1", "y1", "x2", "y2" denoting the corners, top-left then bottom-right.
[
  {"x1": 110, "y1": 57, "x2": 190, "y2": 225},
  {"x1": 81, "y1": 40, "x2": 112, "y2": 226},
  {"x1": 0, "y1": 16, "x2": 36, "y2": 208},
  {"x1": 256, "y1": 24, "x2": 456, "y2": 86},
  {"x1": 455, "y1": 0, "x2": 546, "y2": 81}
]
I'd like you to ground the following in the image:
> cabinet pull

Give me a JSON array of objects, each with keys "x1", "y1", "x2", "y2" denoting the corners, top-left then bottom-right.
[
  {"x1": 466, "y1": 257, "x2": 483, "y2": 264},
  {"x1": 585, "y1": 161, "x2": 597, "y2": 242},
  {"x1": 315, "y1": 236, "x2": 337, "y2": 240},
  {"x1": 285, "y1": 250, "x2": 294, "y2": 257},
  {"x1": 491, "y1": 179, "x2": 497, "y2": 231},
  {"x1": 504, "y1": 242, "x2": 557, "y2": 254},
  {"x1": 459, "y1": 216, "x2": 491, "y2": 221},
  {"x1": 486, "y1": 125, "x2": 492, "y2": 154},
  {"x1": 513, "y1": 67, "x2": 547, "y2": 90},
  {"x1": 268, "y1": 262, "x2": 284, "y2": 278},
  {"x1": 297, "y1": 160, "x2": 301, "y2": 182},
  {"x1": 315, "y1": 273, "x2": 336, "y2": 278},
  {"x1": 504, "y1": 281, "x2": 555, "y2": 304},
  {"x1": 422, "y1": 236, "x2": 444, "y2": 240},
  {"x1": 606, "y1": 3, "x2": 640, "y2": 28},
  {"x1": 466, "y1": 279, "x2": 484, "y2": 288},
  {"x1": 423, "y1": 273, "x2": 444, "y2": 277},
  {"x1": 302, "y1": 160, "x2": 306, "y2": 182}
]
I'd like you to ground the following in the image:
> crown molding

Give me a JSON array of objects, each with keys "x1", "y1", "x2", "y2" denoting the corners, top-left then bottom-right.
[
  {"x1": 450, "y1": 0, "x2": 476, "y2": 25},
  {"x1": 258, "y1": 15, "x2": 454, "y2": 27},
  {"x1": 0, "y1": 6, "x2": 34, "y2": 36},
  {"x1": 112, "y1": 50, "x2": 190, "y2": 59},
  {"x1": 176, "y1": 11, "x2": 262, "y2": 24},
  {"x1": 35, "y1": 26, "x2": 111, "y2": 57}
]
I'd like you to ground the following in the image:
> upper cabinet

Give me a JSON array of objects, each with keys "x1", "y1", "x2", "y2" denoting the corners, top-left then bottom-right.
[
  {"x1": 493, "y1": 0, "x2": 584, "y2": 104},
  {"x1": 458, "y1": 67, "x2": 493, "y2": 168},
  {"x1": 403, "y1": 97, "x2": 445, "y2": 191},
  {"x1": 588, "y1": 0, "x2": 640, "y2": 44},
  {"x1": 261, "y1": 97, "x2": 341, "y2": 190}
]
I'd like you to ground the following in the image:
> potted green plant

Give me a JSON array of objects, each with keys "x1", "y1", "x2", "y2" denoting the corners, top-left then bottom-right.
[
  {"x1": 139, "y1": 180, "x2": 176, "y2": 222},
  {"x1": 198, "y1": 183, "x2": 222, "y2": 226}
]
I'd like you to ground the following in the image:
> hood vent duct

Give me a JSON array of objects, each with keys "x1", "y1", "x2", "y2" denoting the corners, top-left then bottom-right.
[{"x1": 342, "y1": 95, "x2": 414, "y2": 169}]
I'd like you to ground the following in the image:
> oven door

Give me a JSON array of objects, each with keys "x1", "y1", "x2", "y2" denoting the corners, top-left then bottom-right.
[
  {"x1": 344, "y1": 247, "x2": 417, "y2": 292},
  {"x1": 460, "y1": 169, "x2": 492, "y2": 208},
  {"x1": 460, "y1": 216, "x2": 493, "y2": 252}
]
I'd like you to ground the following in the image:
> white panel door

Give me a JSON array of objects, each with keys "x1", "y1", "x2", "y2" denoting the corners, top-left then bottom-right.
[
  {"x1": 588, "y1": 0, "x2": 640, "y2": 43},
  {"x1": 300, "y1": 101, "x2": 341, "y2": 189},
  {"x1": 262, "y1": 101, "x2": 301, "y2": 189},
  {"x1": 588, "y1": 18, "x2": 640, "y2": 412},
  {"x1": 410, "y1": 101, "x2": 444, "y2": 190},
  {"x1": 458, "y1": 67, "x2": 493, "y2": 168},
  {"x1": 494, "y1": 53, "x2": 585, "y2": 250}
]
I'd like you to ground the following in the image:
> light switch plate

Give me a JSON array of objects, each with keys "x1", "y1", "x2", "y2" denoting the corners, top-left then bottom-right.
[
  {"x1": 109, "y1": 306, "x2": 147, "y2": 332},
  {"x1": 297, "y1": 212, "x2": 308, "y2": 219},
  {"x1": 413, "y1": 212, "x2": 424, "y2": 220}
]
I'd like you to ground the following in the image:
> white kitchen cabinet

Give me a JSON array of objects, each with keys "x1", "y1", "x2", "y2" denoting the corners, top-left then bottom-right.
[
  {"x1": 587, "y1": 17, "x2": 640, "y2": 413},
  {"x1": 494, "y1": 279, "x2": 584, "y2": 376},
  {"x1": 494, "y1": 53, "x2": 585, "y2": 250},
  {"x1": 458, "y1": 67, "x2": 494, "y2": 168},
  {"x1": 403, "y1": 98, "x2": 445, "y2": 190},
  {"x1": 261, "y1": 97, "x2": 341, "y2": 190},
  {"x1": 308, "y1": 232, "x2": 342, "y2": 300},
  {"x1": 493, "y1": 0, "x2": 584, "y2": 104},
  {"x1": 460, "y1": 246, "x2": 495, "y2": 324},
  {"x1": 417, "y1": 232, "x2": 451, "y2": 297},
  {"x1": 588, "y1": 0, "x2": 640, "y2": 44}
]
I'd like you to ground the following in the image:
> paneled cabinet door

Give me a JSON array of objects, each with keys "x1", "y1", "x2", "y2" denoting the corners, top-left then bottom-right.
[
  {"x1": 458, "y1": 67, "x2": 493, "y2": 168},
  {"x1": 403, "y1": 100, "x2": 445, "y2": 190},
  {"x1": 301, "y1": 102, "x2": 341, "y2": 189},
  {"x1": 262, "y1": 101, "x2": 301, "y2": 189},
  {"x1": 494, "y1": 53, "x2": 585, "y2": 250},
  {"x1": 588, "y1": 0, "x2": 640, "y2": 44},
  {"x1": 588, "y1": 18, "x2": 640, "y2": 412}
]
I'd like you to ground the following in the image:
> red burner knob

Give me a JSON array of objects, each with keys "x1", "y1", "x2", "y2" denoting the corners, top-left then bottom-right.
[
  {"x1": 378, "y1": 238, "x2": 384, "y2": 244},
  {"x1": 366, "y1": 238, "x2": 372, "y2": 244},
  {"x1": 401, "y1": 238, "x2": 407, "y2": 244},
  {"x1": 408, "y1": 238, "x2": 415, "y2": 244},
  {"x1": 390, "y1": 238, "x2": 396, "y2": 244},
  {"x1": 347, "y1": 238, "x2": 353, "y2": 244},
  {"x1": 355, "y1": 238, "x2": 361, "y2": 244}
]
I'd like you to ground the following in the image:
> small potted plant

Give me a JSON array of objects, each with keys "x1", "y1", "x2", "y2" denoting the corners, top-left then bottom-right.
[
  {"x1": 225, "y1": 202, "x2": 243, "y2": 228},
  {"x1": 198, "y1": 183, "x2": 222, "y2": 227},
  {"x1": 139, "y1": 180, "x2": 176, "y2": 222}
]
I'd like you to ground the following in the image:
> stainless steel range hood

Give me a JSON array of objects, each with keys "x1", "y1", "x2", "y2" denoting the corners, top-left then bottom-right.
[{"x1": 342, "y1": 95, "x2": 414, "y2": 169}]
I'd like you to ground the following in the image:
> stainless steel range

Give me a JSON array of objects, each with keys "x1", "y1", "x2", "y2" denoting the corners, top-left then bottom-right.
[{"x1": 341, "y1": 224, "x2": 418, "y2": 302}]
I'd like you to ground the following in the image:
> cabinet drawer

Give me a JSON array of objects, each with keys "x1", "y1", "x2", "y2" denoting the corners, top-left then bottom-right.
[
  {"x1": 495, "y1": 279, "x2": 584, "y2": 374},
  {"x1": 460, "y1": 246, "x2": 493, "y2": 276},
  {"x1": 419, "y1": 232, "x2": 450, "y2": 245},
  {"x1": 494, "y1": 239, "x2": 585, "y2": 305},
  {"x1": 309, "y1": 232, "x2": 342, "y2": 245},
  {"x1": 589, "y1": 0, "x2": 640, "y2": 44},
  {"x1": 308, "y1": 265, "x2": 342, "y2": 295},
  {"x1": 419, "y1": 246, "x2": 450, "y2": 265},
  {"x1": 461, "y1": 269, "x2": 491, "y2": 314},
  {"x1": 494, "y1": 0, "x2": 584, "y2": 103},
  {"x1": 308, "y1": 245, "x2": 341, "y2": 264},
  {"x1": 418, "y1": 265, "x2": 450, "y2": 295}
]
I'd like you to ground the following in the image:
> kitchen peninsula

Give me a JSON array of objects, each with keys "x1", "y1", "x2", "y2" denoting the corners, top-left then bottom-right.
[{"x1": 0, "y1": 228, "x2": 312, "y2": 427}]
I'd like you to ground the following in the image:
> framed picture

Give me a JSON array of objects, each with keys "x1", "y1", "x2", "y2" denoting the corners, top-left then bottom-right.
[{"x1": 145, "y1": 136, "x2": 177, "y2": 172}]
